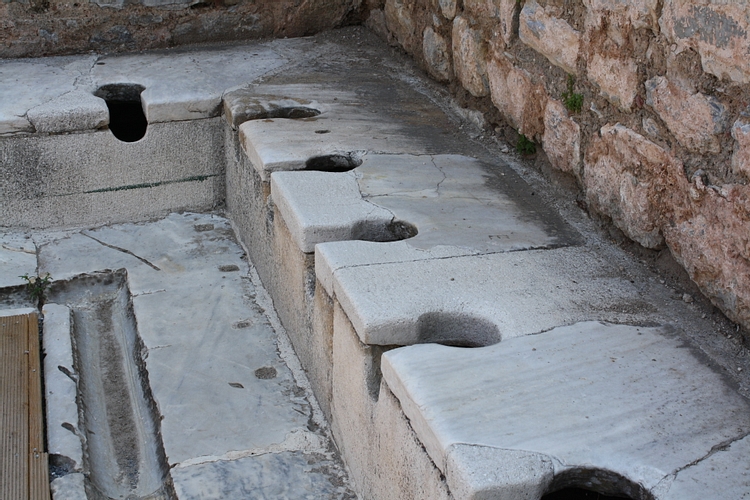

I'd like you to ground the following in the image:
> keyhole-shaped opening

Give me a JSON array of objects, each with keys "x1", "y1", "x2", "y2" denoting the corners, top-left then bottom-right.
[{"x1": 95, "y1": 84, "x2": 147, "y2": 142}]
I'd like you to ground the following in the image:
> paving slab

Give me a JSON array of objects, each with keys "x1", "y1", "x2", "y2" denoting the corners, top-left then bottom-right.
[
  {"x1": 381, "y1": 321, "x2": 750, "y2": 497},
  {"x1": 271, "y1": 170, "x2": 395, "y2": 253},
  {"x1": 0, "y1": 233, "x2": 36, "y2": 288},
  {"x1": 0, "y1": 55, "x2": 97, "y2": 135},
  {"x1": 0, "y1": 44, "x2": 287, "y2": 135},
  {"x1": 324, "y1": 246, "x2": 659, "y2": 346},
  {"x1": 272, "y1": 153, "x2": 577, "y2": 256},
  {"x1": 35, "y1": 213, "x2": 354, "y2": 497}
]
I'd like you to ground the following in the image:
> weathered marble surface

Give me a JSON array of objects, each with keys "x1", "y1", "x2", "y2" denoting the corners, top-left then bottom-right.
[
  {"x1": 35, "y1": 213, "x2": 354, "y2": 497},
  {"x1": 272, "y1": 153, "x2": 574, "y2": 255},
  {"x1": 0, "y1": 233, "x2": 37, "y2": 287},
  {"x1": 382, "y1": 321, "x2": 750, "y2": 497}
]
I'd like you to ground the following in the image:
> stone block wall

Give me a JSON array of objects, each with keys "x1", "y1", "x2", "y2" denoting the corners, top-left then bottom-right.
[
  {"x1": 368, "y1": 0, "x2": 750, "y2": 331},
  {"x1": 0, "y1": 0, "x2": 364, "y2": 57}
]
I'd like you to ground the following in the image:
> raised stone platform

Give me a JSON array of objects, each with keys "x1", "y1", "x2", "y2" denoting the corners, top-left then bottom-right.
[{"x1": 1, "y1": 27, "x2": 749, "y2": 500}]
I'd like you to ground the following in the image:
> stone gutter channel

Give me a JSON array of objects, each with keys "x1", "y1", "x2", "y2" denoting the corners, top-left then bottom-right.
[{"x1": 1, "y1": 27, "x2": 749, "y2": 499}]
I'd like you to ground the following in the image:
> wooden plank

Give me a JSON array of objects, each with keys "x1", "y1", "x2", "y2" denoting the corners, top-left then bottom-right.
[
  {"x1": 1, "y1": 313, "x2": 30, "y2": 500},
  {"x1": 27, "y1": 313, "x2": 50, "y2": 500}
]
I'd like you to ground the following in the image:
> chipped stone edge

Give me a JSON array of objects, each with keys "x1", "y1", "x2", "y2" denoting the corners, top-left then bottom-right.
[{"x1": 42, "y1": 303, "x2": 87, "y2": 499}]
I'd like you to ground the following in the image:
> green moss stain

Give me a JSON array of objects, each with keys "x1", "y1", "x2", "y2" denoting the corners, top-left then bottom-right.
[{"x1": 84, "y1": 174, "x2": 217, "y2": 194}]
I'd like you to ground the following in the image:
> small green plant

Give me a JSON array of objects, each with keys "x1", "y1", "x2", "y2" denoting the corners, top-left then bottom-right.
[
  {"x1": 561, "y1": 74, "x2": 583, "y2": 113},
  {"x1": 20, "y1": 272, "x2": 52, "y2": 303},
  {"x1": 516, "y1": 134, "x2": 536, "y2": 155}
]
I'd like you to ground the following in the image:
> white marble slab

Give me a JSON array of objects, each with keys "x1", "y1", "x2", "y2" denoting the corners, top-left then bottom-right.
[
  {"x1": 273, "y1": 153, "x2": 569, "y2": 257},
  {"x1": 0, "y1": 44, "x2": 287, "y2": 135},
  {"x1": 381, "y1": 321, "x2": 750, "y2": 496},
  {"x1": 663, "y1": 434, "x2": 750, "y2": 499},
  {"x1": 326, "y1": 246, "x2": 655, "y2": 346},
  {"x1": 271, "y1": 170, "x2": 394, "y2": 253},
  {"x1": 0, "y1": 56, "x2": 97, "y2": 135},
  {"x1": 0, "y1": 232, "x2": 37, "y2": 288},
  {"x1": 92, "y1": 46, "x2": 286, "y2": 123},
  {"x1": 238, "y1": 95, "x2": 431, "y2": 180}
]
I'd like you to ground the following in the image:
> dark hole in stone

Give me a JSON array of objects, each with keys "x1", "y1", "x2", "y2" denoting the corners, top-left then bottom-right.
[
  {"x1": 94, "y1": 84, "x2": 147, "y2": 143},
  {"x1": 350, "y1": 219, "x2": 418, "y2": 243},
  {"x1": 270, "y1": 107, "x2": 320, "y2": 119},
  {"x1": 416, "y1": 312, "x2": 501, "y2": 347},
  {"x1": 49, "y1": 453, "x2": 77, "y2": 479},
  {"x1": 543, "y1": 488, "x2": 633, "y2": 500},
  {"x1": 254, "y1": 366, "x2": 277, "y2": 379},
  {"x1": 218, "y1": 264, "x2": 240, "y2": 272},
  {"x1": 544, "y1": 468, "x2": 647, "y2": 500},
  {"x1": 305, "y1": 153, "x2": 362, "y2": 173},
  {"x1": 315, "y1": 129, "x2": 331, "y2": 134}
]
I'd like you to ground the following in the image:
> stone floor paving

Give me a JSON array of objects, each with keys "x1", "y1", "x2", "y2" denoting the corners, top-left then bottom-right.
[{"x1": 2, "y1": 212, "x2": 355, "y2": 499}]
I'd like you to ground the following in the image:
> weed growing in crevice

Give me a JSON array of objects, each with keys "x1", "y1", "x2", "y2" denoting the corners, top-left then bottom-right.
[
  {"x1": 516, "y1": 134, "x2": 536, "y2": 155},
  {"x1": 20, "y1": 272, "x2": 52, "y2": 307},
  {"x1": 562, "y1": 74, "x2": 583, "y2": 114}
]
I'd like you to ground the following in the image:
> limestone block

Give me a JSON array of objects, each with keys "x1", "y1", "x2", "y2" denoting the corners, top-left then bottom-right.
[
  {"x1": 584, "y1": 124, "x2": 685, "y2": 248},
  {"x1": 664, "y1": 180, "x2": 750, "y2": 330},
  {"x1": 385, "y1": 0, "x2": 417, "y2": 52},
  {"x1": 583, "y1": 0, "x2": 659, "y2": 31},
  {"x1": 452, "y1": 16, "x2": 489, "y2": 97},
  {"x1": 542, "y1": 99, "x2": 581, "y2": 175},
  {"x1": 487, "y1": 54, "x2": 547, "y2": 138},
  {"x1": 446, "y1": 445, "x2": 554, "y2": 500},
  {"x1": 222, "y1": 89, "x2": 320, "y2": 129},
  {"x1": 645, "y1": 76, "x2": 728, "y2": 154},
  {"x1": 587, "y1": 52, "x2": 639, "y2": 112},
  {"x1": 423, "y1": 27, "x2": 452, "y2": 82},
  {"x1": 463, "y1": 0, "x2": 518, "y2": 45},
  {"x1": 438, "y1": 0, "x2": 457, "y2": 21},
  {"x1": 661, "y1": 0, "x2": 750, "y2": 84},
  {"x1": 27, "y1": 90, "x2": 109, "y2": 134},
  {"x1": 731, "y1": 119, "x2": 750, "y2": 179},
  {"x1": 519, "y1": 0, "x2": 581, "y2": 74}
]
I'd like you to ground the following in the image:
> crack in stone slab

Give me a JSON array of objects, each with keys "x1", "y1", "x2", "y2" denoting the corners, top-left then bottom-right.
[
  {"x1": 173, "y1": 429, "x2": 327, "y2": 469},
  {"x1": 81, "y1": 232, "x2": 161, "y2": 271}
]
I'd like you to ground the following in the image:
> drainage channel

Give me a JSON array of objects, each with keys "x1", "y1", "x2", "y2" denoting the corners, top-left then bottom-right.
[{"x1": 47, "y1": 270, "x2": 174, "y2": 500}]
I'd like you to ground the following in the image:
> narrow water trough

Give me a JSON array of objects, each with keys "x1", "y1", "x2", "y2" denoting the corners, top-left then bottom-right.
[{"x1": 47, "y1": 270, "x2": 174, "y2": 500}]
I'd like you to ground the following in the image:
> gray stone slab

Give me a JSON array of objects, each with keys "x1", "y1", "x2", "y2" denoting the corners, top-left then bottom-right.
[
  {"x1": 38, "y1": 213, "x2": 311, "y2": 465},
  {"x1": 0, "y1": 233, "x2": 36, "y2": 287},
  {"x1": 663, "y1": 434, "x2": 750, "y2": 499},
  {"x1": 356, "y1": 153, "x2": 572, "y2": 251},
  {"x1": 274, "y1": 154, "x2": 572, "y2": 256},
  {"x1": 50, "y1": 472, "x2": 87, "y2": 500},
  {"x1": 271, "y1": 170, "x2": 394, "y2": 253},
  {"x1": 0, "y1": 307, "x2": 37, "y2": 317},
  {"x1": 42, "y1": 304, "x2": 84, "y2": 473},
  {"x1": 2, "y1": 119, "x2": 224, "y2": 229},
  {"x1": 445, "y1": 445, "x2": 553, "y2": 500},
  {"x1": 223, "y1": 87, "x2": 323, "y2": 129},
  {"x1": 0, "y1": 56, "x2": 98, "y2": 135},
  {"x1": 172, "y1": 451, "x2": 354, "y2": 500},
  {"x1": 327, "y1": 247, "x2": 656, "y2": 346},
  {"x1": 381, "y1": 321, "x2": 750, "y2": 495},
  {"x1": 27, "y1": 90, "x2": 109, "y2": 134},
  {"x1": 0, "y1": 44, "x2": 286, "y2": 136},
  {"x1": 91, "y1": 46, "x2": 286, "y2": 123},
  {"x1": 238, "y1": 96, "x2": 432, "y2": 180}
]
